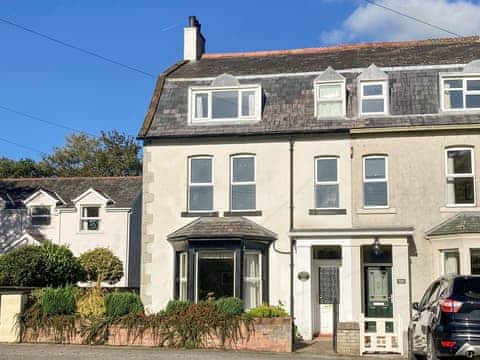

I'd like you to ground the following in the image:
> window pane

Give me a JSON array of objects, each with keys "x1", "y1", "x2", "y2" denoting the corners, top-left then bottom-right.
[
  {"x1": 467, "y1": 79, "x2": 480, "y2": 91},
  {"x1": 363, "y1": 84, "x2": 383, "y2": 96},
  {"x1": 316, "y1": 184, "x2": 339, "y2": 208},
  {"x1": 447, "y1": 150, "x2": 472, "y2": 174},
  {"x1": 244, "y1": 253, "x2": 261, "y2": 309},
  {"x1": 245, "y1": 253, "x2": 260, "y2": 278},
  {"x1": 232, "y1": 184, "x2": 256, "y2": 210},
  {"x1": 318, "y1": 101, "x2": 343, "y2": 117},
  {"x1": 444, "y1": 80, "x2": 463, "y2": 89},
  {"x1": 364, "y1": 182, "x2": 388, "y2": 207},
  {"x1": 444, "y1": 251, "x2": 459, "y2": 275},
  {"x1": 466, "y1": 94, "x2": 480, "y2": 108},
  {"x1": 447, "y1": 177, "x2": 475, "y2": 204},
  {"x1": 83, "y1": 207, "x2": 99, "y2": 218},
  {"x1": 317, "y1": 158, "x2": 337, "y2": 182},
  {"x1": 444, "y1": 90, "x2": 464, "y2": 109},
  {"x1": 233, "y1": 157, "x2": 254, "y2": 182},
  {"x1": 82, "y1": 219, "x2": 100, "y2": 231},
  {"x1": 32, "y1": 207, "x2": 50, "y2": 216},
  {"x1": 362, "y1": 99, "x2": 385, "y2": 113},
  {"x1": 212, "y1": 91, "x2": 238, "y2": 118},
  {"x1": 32, "y1": 216, "x2": 50, "y2": 226},
  {"x1": 189, "y1": 185, "x2": 213, "y2": 211},
  {"x1": 471, "y1": 249, "x2": 480, "y2": 275},
  {"x1": 195, "y1": 93, "x2": 208, "y2": 118},
  {"x1": 365, "y1": 158, "x2": 386, "y2": 179},
  {"x1": 319, "y1": 84, "x2": 341, "y2": 99},
  {"x1": 241, "y1": 91, "x2": 256, "y2": 117},
  {"x1": 190, "y1": 158, "x2": 212, "y2": 183}
]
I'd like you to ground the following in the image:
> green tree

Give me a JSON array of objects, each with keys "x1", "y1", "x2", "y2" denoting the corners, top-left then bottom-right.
[
  {"x1": 78, "y1": 248, "x2": 124, "y2": 285},
  {"x1": 0, "y1": 157, "x2": 51, "y2": 178}
]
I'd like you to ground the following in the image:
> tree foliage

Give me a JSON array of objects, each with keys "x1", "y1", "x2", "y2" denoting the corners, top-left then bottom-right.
[
  {"x1": 0, "y1": 131, "x2": 141, "y2": 178},
  {"x1": 78, "y1": 248, "x2": 124, "y2": 284},
  {"x1": 0, "y1": 242, "x2": 85, "y2": 287}
]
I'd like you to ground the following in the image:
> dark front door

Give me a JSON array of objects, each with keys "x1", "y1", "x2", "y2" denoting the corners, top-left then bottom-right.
[
  {"x1": 365, "y1": 266, "x2": 393, "y2": 318},
  {"x1": 197, "y1": 251, "x2": 234, "y2": 300}
]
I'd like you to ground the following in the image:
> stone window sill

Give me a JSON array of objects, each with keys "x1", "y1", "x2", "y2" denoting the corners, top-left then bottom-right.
[
  {"x1": 180, "y1": 211, "x2": 219, "y2": 218},
  {"x1": 440, "y1": 206, "x2": 480, "y2": 213},
  {"x1": 224, "y1": 210, "x2": 262, "y2": 217},
  {"x1": 309, "y1": 209, "x2": 347, "y2": 215},
  {"x1": 356, "y1": 208, "x2": 397, "y2": 215}
]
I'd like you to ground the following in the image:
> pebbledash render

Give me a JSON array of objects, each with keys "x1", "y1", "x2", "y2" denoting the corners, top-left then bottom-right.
[{"x1": 138, "y1": 16, "x2": 480, "y2": 355}]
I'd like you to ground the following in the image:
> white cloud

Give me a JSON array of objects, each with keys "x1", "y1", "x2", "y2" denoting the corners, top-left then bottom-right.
[{"x1": 321, "y1": 0, "x2": 480, "y2": 44}]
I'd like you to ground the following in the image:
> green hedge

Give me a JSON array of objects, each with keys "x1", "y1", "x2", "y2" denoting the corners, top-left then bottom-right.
[
  {"x1": 247, "y1": 304, "x2": 288, "y2": 318},
  {"x1": 38, "y1": 286, "x2": 81, "y2": 316},
  {"x1": 165, "y1": 299, "x2": 190, "y2": 314},
  {"x1": 105, "y1": 292, "x2": 144, "y2": 317},
  {"x1": 216, "y1": 297, "x2": 244, "y2": 315}
]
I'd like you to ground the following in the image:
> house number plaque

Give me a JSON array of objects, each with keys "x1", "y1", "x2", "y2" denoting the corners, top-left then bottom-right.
[{"x1": 297, "y1": 271, "x2": 310, "y2": 281}]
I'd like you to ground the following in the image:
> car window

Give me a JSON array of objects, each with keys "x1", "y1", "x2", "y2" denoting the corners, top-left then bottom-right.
[
  {"x1": 437, "y1": 280, "x2": 450, "y2": 299},
  {"x1": 419, "y1": 283, "x2": 435, "y2": 309},
  {"x1": 453, "y1": 277, "x2": 480, "y2": 300},
  {"x1": 427, "y1": 282, "x2": 442, "y2": 305}
]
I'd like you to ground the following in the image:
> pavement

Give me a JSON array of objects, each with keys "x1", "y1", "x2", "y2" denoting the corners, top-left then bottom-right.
[{"x1": 0, "y1": 344, "x2": 406, "y2": 360}]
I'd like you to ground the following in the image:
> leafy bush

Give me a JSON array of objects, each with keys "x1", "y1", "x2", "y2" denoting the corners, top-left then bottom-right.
[
  {"x1": 77, "y1": 286, "x2": 106, "y2": 318},
  {"x1": 105, "y1": 292, "x2": 144, "y2": 317},
  {"x1": 78, "y1": 248, "x2": 123, "y2": 284},
  {"x1": 38, "y1": 286, "x2": 81, "y2": 316},
  {"x1": 165, "y1": 299, "x2": 190, "y2": 314},
  {"x1": 247, "y1": 303, "x2": 288, "y2": 318},
  {"x1": 216, "y1": 297, "x2": 244, "y2": 315},
  {"x1": 0, "y1": 242, "x2": 83, "y2": 287}
]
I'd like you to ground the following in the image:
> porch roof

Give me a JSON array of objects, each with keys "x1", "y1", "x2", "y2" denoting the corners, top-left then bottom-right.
[
  {"x1": 427, "y1": 212, "x2": 480, "y2": 237},
  {"x1": 167, "y1": 217, "x2": 277, "y2": 242}
]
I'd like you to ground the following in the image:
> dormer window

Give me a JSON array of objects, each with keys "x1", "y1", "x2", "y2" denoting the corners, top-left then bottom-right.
[
  {"x1": 190, "y1": 86, "x2": 261, "y2": 123},
  {"x1": 30, "y1": 206, "x2": 51, "y2": 226},
  {"x1": 441, "y1": 77, "x2": 480, "y2": 111},
  {"x1": 314, "y1": 67, "x2": 346, "y2": 118},
  {"x1": 358, "y1": 64, "x2": 389, "y2": 116},
  {"x1": 80, "y1": 206, "x2": 101, "y2": 231}
]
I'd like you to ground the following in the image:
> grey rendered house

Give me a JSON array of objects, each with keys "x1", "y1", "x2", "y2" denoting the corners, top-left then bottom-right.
[
  {"x1": 0, "y1": 176, "x2": 142, "y2": 287},
  {"x1": 138, "y1": 16, "x2": 480, "y2": 354}
]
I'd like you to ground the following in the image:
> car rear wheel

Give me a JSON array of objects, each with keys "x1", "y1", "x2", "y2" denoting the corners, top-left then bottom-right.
[{"x1": 426, "y1": 333, "x2": 440, "y2": 360}]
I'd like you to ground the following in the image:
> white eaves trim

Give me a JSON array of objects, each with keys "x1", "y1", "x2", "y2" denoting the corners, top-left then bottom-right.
[
  {"x1": 290, "y1": 228, "x2": 414, "y2": 238},
  {"x1": 71, "y1": 188, "x2": 114, "y2": 205},
  {"x1": 23, "y1": 189, "x2": 59, "y2": 205}
]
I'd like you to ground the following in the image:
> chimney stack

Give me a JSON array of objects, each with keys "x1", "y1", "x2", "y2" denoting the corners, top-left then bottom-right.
[{"x1": 184, "y1": 16, "x2": 205, "y2": 61}]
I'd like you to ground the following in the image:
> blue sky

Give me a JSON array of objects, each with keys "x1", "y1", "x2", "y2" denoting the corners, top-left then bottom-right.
[{"x1": 1, "y1": 0, "x2": 480, "y2": 160}]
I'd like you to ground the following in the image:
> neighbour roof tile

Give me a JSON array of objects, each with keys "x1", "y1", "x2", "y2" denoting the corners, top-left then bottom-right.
[{"x1": 427, "y1": 212, "x2": 480, "y2": 236}]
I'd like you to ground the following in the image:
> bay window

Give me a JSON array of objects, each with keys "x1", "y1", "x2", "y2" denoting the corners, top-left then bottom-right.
[
  {"x1": 445, "y1": 148, "x2": 475, "y2": 206},
  {"x1": 363, "y1": 156, "x2": 388, "y2": 208},
  {"x1": 179, "y1": 252, "x2": 188, "y2": 301},
  {"x1": 443, "y1": 250, "x2": 460, "y2": 275},
  {"x1": 243, "y1": 251, "x2": 262, "y2": 309},
  {"x1": 190, "y1": 85, "x2": 261, "y2": 123},
  {"x1": 442, "y1": 77, "x2": 480, "y2": 111},
  {"x1": 188, "y1": 157, "x2": 214, "y2": 212}
]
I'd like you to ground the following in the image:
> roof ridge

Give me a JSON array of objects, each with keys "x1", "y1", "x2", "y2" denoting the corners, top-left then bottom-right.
[
  {"x1": 0, "y1": 176, "x2": 142, "y2": 181},
  {"x1": 201, "y1": 36, "x2": 480, "y2": 59}
]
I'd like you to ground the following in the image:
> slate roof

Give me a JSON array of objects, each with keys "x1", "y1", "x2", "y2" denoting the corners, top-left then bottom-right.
[
  {"x1": 427, "y1": 212, "x2": 480, "y2": 236},
  {"x1": 139, "y1": 36, "x2": 480, "y2": 139},
  {"x1": 167, "y1": 217, "x2": 277, "y2": 241},
  {"x1": 0, "y1": 177, "x2": 142, "y2": 209}
]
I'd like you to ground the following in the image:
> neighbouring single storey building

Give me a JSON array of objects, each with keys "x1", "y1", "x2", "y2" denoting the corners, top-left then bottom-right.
[
  {"x1": 138, "y1": 16, "x2": 480, "y2": 355},
  {"x1": 0, "y1": 176, "x2": 142, "y2": 287}
]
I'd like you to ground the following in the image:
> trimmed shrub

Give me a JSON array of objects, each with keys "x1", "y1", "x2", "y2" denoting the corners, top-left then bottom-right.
[
  {"x1": 165, "y1": 299, "x2": 190, "y2": 314},
  {"x1": 247, "y1": 303, "x2": 288, "y2": 318},
  {"x1": 78, "y1": 248, "x2": 123, "y2": 284},
  {"x1": 216, "y1": 297, "x2": 244, "y2": 315},
  {"x1": 77, "y1": 286, "x2": 106, "y2": 318},
  {"x1": 0, "y1": 242, "x2": 84, "y2": 287},
  {"x1": 38, "y1": 286, "x2": 81, "y2": 316},
  {"x1": 105, "y1": 292, "x2": 144, "y2": 317}
]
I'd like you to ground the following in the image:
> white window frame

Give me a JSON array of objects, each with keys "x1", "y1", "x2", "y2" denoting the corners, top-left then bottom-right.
[
  {"x1": 188, "y1": 156, "x2": 214, "y2": 212},
  {"x1": 314, "y1": 156, "x2": 340, "y2": 209},
  {"x1": 30, "y1": 206, "x2": 51, "y2": 227},
  {"x1": 189, "y1": 85, "x2": 262, "y2": 123},
  {"x1": 363, "y1": 155, "x2": 389, "y2": 209},
  {"x1": 359, "y1": 81, "x2": 389, "y2": 116},
  {"x1": 80, "y1": 205, "x2": 101, "y2": 232},
  {"x1": 314, "y1": 80, "x2": 346, "y2": 118},
  {"x1": 230, "y1": 154, "x2": 256, "y2": 212},
  {"x1": 179, "y1": 252, "x2": 188, "y2": 301},
  {"x1": 445, "y1": 147, "x2": 476, "y2": 207},
  {"x1": 440, "y1": 75, "x2": 480, "y2": 112},
  {"x1": 243, "y1": 251, "x2": 262, "y2": 310}
]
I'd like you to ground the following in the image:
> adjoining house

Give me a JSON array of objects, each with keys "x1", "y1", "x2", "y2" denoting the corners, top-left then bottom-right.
[
  {"x1": 138, "y1": 16, "x2": 480, "y2": 355},
  {"x1": 0, "y1": 176, "x2": 142, "y2": 287}
]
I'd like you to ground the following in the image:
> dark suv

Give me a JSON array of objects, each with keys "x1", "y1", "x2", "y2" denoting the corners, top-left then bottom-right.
[{"x1": 410, "y1": 275, "x2": 480, "y2": 359}]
